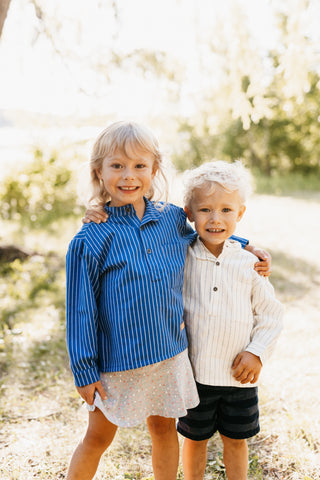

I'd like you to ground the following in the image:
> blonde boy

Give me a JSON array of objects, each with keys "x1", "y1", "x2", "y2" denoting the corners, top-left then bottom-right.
[{"x1": 177, "y1": 161, "x2": 284, "y2": 480}]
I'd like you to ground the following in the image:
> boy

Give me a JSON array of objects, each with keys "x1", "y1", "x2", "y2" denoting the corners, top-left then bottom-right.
[{"x1": 177, "y1": 161, "x2": 284, "y2": 480}]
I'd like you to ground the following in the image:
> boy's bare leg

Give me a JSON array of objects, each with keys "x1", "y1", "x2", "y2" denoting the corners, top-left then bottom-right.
[
  {"x1": 182, "y1": 437, "x2": 209, "y2": 480},
  {"x1": 220, "y1": 434, "x2": 248, "y2": 480},
  {"x1": 66, "y1": 408, "x2": 117, "y2": 480},
  {"x1": 146, "y1": 416, "x2": 179, "y2": 480}
]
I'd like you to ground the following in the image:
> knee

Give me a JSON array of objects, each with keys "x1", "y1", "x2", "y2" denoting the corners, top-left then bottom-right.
[
  {"x1": 221, "y1": 435, "x2": 247, "y2": 452},
  {"x1": 147, "y1": 416, "x2": 176, "y2": 438},
  {"x1": 82, "y1": 430, "x2": 112, "y2": 453}
]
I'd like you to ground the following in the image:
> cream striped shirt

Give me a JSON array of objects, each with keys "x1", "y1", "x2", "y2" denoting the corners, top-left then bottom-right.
[{"x1": 183, "y1": 238, "x2": 284, "y2": 387}]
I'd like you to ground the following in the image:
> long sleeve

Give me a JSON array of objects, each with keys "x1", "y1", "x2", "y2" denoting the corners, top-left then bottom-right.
[
  {"x1": 66, "y1": 238, "x2": 101, "y2": 387},
  {"x1": 230, "y1": 234, "x2": 249, "y2": 248},
  {"x1": 245, "y1": 273, "x2": 284, "y2": 364}
]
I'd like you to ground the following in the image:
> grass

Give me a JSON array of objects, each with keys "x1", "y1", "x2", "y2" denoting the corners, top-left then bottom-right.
[{"x1": 1, "y1": 191, "x2": 320, "y2": 479}]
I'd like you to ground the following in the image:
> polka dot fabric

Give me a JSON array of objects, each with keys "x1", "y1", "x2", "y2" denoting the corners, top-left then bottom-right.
[{"x1": 87, "y1": 349, "x2": 199, "y2": 427}]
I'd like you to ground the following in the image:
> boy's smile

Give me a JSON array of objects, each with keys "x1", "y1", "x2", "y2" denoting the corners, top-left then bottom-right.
[{"x1": 184, "y1": 183, "x2": 246, "y2": 257}]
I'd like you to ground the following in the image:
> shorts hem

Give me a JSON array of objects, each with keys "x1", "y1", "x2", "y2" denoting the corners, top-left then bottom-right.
[
  {"x1": 177, "y1": 425, "x2": 214, "y2": 441},
  {"x1": 218, "y1": 425, "x2": 260, "y2": 440}
]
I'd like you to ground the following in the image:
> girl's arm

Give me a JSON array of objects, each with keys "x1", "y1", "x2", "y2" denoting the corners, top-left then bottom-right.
[
  {"x1": 230, "y1": 235, "x2": 272, "y2": 276},
  {"x1": 82, "y1": 207, "x2": 272, "y2": 276},
  {"x1": 66, "y1": 239, "x2": 102, "y2": 389},
  {"x1": 245, "y1": 245, "x2": 271, "y2": 277}
]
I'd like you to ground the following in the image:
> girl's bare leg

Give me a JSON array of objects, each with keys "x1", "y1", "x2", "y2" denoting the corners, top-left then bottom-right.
[
  {"x1": 147, "y1": 416, "x2": 179, "y2": 480},
  {"x1": 182, "y1": 437, "x2": 209, "y2": 480},
  {"x1": 220, "y1": 434, "x2": 248, "y2": 480},
  {"x1": 66, "y1": 408, "x2": 118, "y2": 480}
]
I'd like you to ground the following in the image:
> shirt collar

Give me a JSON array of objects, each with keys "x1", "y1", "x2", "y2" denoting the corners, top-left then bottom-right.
[
  {"x1": 192, "y1": 236, "x2": 241, "y2": 260},
  {"x1": 104, "y1": 197, "x2": 162, "y2": 224}
]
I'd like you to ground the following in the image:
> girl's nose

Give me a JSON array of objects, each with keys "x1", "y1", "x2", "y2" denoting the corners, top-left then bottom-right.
[{"x1": 123, "y1": 168, "x2": 135, "y2": 180}]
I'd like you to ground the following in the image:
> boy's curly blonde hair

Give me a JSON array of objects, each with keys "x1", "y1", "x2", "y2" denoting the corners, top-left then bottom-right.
[
  {"x1": 89, "y1": 121, "x2": 168, "y2": 206},
  {"x1": 183, "y1": 160, "x2": 253, "y2": 208}
]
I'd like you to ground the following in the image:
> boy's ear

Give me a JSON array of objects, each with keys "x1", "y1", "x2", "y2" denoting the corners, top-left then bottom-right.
[
  {"x1": 184, "y1": 206, "x2": 194, "y2": 222},
  {"x1": 237, "y1": 205, "x2": 246, "y2": 221}
]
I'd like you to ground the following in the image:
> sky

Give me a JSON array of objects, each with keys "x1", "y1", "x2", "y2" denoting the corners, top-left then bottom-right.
[
  {"x1": 1, "y1": 0, "x2": 319, "y2": 178},
  {"x1": 0, "y1": 0, "x2": 279, "y2": 119}
]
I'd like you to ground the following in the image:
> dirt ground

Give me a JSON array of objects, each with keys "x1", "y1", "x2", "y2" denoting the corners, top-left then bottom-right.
[{"x1": 1, "y1": 192, "x2": 320, "y2": 479}]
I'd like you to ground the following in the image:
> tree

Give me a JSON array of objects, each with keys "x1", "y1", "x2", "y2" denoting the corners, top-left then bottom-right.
[
  {"x1": 0, "y1": 0, "x2": 11, "y2": 37},
  {"x1": 173, "y1": 2, "x2": 320, "y2": 176}
]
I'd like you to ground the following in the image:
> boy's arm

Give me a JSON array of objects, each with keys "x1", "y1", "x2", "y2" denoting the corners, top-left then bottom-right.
[
  {"x1": 232, "y1": 273, "x2": 283, "y2": 384},
  {"x1": 245, "y1": 273, "x2": 284, "y2": 365},
  {"x1": 232, "y1": 351, "x2": 262, "y2": 384}
]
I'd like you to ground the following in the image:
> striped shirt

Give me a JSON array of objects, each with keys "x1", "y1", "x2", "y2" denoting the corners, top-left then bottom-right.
[
  {"x1": 183, "y1": 237, "x2": 284, "y2": 387},
  {"x1": 66, "y1": 198, "x2": 249, "y2": 387}
]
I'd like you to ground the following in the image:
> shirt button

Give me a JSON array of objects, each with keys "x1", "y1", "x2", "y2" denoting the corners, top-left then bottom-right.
[
  {"x1": 147, "y1": 249, "x2": 152, "y2": 254},
  {"x1": 213, "y1": 287, "x2": 218, "y2": 291},
  {"x1": 125, "y1": 206, "x2": 130, "y2": 213},
  {"x1": 216, "y1": 261, "x2": 220, "y2": 266}
]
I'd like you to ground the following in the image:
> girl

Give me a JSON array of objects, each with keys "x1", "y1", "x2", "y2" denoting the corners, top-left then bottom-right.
[
  {"x1": 66, "y1": 121, "x2": 201, "y2": 480},
  {"x1": 66, "y1": 121, "x2": 270, "y2": 480}
]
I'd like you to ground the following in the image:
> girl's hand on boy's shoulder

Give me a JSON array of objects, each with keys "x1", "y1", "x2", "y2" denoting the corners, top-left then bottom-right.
[
  {"x1": 76, "y1": 380, "x2": 107, "y2": 405},
  {"x1": 82, "y1": 207, "x2": 108, "y2": 224},
  {"x1": 231, "y1": 351, "x2": 262, "y2": 384},
  {"x1": 246, "y1": 246, "x2": 272, "y2": 277}
]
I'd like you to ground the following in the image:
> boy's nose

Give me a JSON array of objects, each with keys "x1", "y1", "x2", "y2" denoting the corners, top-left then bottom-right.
[{"x1": 210, "y1": 211, "x2": 221, "y2": 222}]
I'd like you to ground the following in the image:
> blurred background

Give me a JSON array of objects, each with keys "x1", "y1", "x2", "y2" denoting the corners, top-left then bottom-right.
[{"x1": 0, "y1": 1, "x2": 319, "y2": 479}]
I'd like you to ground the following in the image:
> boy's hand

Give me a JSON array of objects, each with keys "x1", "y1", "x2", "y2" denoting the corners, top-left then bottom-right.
[
  {"x1": 76, "y1": 380, "x2": 107, "y2": 405},
  {"x1": 245, "y1": 246, "x2": 271, "y2": 277},
  {"x1": 82, "y1": 207, "x2": 108, "y2": 224},
  {"x1": 231, "y1": 351, "x2": 262, "y2": 384}
]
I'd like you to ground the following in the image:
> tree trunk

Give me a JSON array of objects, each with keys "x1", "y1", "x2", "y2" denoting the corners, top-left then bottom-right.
[{"x1": 0, "y1": 0, "x2": 11, "y2": 37}]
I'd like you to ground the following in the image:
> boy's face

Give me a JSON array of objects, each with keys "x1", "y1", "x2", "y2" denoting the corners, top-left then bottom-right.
[{"x1": 185, "y1": 184, "x2": 246, "y2": 256}]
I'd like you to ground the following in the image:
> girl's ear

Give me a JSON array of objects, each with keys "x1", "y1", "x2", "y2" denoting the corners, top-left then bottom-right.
[
  {"x1": 152, "y1": 163, "x2": 158, "y2": 178},
  {"x1": 237, "y1": 204, "x2": 246, "y2": 222},
  {"x1": 184, "y1": 206, "x2": 194, "y2": 222},
  {"x1": 95, "y1": 168, "x2": 102, "y2": 180}
]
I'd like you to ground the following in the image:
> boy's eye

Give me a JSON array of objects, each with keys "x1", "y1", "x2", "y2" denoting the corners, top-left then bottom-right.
[
  {"x1": 199, "y1": 208, "x2": 210, "y2": 212},
  {"x1": 222, "y1": 208, "x2": 232, "y2": 212}
]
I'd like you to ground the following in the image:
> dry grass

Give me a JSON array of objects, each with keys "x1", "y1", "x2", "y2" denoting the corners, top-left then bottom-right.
[{"x1": 1, "y1": 191, "x2": 320, "y2": 479}]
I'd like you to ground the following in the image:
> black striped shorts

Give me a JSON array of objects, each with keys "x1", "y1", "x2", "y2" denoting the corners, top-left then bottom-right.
[{"x1": 177, "y1": 382, "x2": 260, "y2": 441}]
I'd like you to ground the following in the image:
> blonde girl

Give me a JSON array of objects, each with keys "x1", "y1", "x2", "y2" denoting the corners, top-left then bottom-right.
[{"x1": 66, "y1": 121, "x2": 200, "y2": 480}]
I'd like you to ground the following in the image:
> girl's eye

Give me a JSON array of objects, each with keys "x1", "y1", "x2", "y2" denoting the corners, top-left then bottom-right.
[
  {"x1": 136, "y1": 163, "x2": 146, "y2": 169},
  {"x1": 111, "y1": 163, "x2": 122, "y2": 169}
]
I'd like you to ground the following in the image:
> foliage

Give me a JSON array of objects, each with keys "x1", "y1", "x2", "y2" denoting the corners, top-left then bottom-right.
[
  {"x1": 172, "y1": 7, "x2": 320, "y2": 176},
  {"x1": 173, "y1": 68, "x2": 320, "y2": 175},
  {"x1": 0, "y1": 148, "x2": 80, "y2": 228},
  {"x1": 0, "y1": 253, "x2": 65, "y2": 334}
]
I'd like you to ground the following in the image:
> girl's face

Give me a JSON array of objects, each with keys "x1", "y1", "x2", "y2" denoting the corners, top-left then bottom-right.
[{"x1": 96, "y1": 148, "x2": 157, "y2": 219}]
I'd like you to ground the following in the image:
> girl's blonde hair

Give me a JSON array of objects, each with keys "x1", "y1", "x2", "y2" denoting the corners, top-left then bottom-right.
[
  {"x1": 89, "y1": 121, "x2": 168, "y2": 205},
  {"x1": 183, "y1": 160, "x2": 253, "y2": 208}
]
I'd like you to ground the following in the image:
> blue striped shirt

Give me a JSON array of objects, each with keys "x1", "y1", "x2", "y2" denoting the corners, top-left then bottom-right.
[{"x1": 66, "y1": 198, "x2": 248, "y2": 387}]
